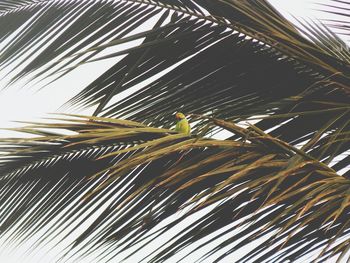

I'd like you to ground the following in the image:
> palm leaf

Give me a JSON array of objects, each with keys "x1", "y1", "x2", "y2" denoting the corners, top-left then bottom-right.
[
  {"x1": 0, "y1": 115, "x2": 349, "y2": 262},
  {"x1": 0, "y1": 0, "x2": 349, "y2": 262},
  {"x1": 319, "y1": 0, "x2": 350, "y2": 38},
  {"x1": 1, "y1": 2, "x2": 349, "y2": 156}
]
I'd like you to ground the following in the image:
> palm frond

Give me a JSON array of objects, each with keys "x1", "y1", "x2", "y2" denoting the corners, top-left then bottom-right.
[
  {"x1": 0, "y1": 115, "x2": 349, "y2": 262},
  {"x1": 0, "y1": 1, "x2": 348, "y2": 109},
  {"x1": 0, "y1": 0, "x2": 41, "y2": 12},
  {"x1": 55, "y1": 1, "x2": 350, "y2": 161},
  {"x1": 0, "y1": 2, "x2": 349, "y2": 161},
  {"x1": 319, "y1": 0, "x2": 350, "y2": 38},
  {"x1": 0, "y1": 1, "x2": 349, "y2": 261},
  {"x1": 295, "y1": 18, "x2": 350, "y2": 64}
]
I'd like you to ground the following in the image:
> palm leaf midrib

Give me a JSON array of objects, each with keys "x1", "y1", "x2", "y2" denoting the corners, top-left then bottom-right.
[{"x1": 0, "y1": 143, "x2": 120, "y2": 179}]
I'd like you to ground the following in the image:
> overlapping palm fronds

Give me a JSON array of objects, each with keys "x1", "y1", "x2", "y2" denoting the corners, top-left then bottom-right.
[
  {"x1": 0, "y1": 0, "x2": 349, "y2": 262},
  {"x1": 0, "y1": 115, "x2": 349, "y2": 262}
]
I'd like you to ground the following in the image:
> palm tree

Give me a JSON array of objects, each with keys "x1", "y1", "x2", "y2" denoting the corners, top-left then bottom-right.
[{"x1": 0, "y1": 0, "x2": 349, "y2": 262}]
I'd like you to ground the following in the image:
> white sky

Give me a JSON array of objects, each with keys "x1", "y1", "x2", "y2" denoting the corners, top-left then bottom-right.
[{"x1": 0, "y1": 1, "x2": 348, "y2": 262}]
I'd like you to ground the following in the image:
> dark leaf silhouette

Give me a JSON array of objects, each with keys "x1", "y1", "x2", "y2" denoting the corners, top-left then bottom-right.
[{"x1": 0, "y1": 0, "x2": 349, "y2": 262}]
